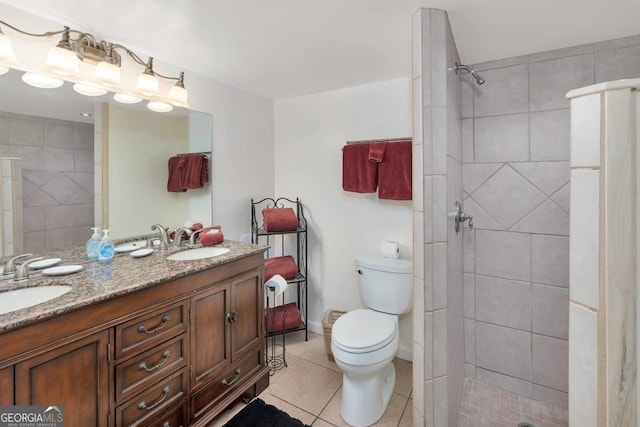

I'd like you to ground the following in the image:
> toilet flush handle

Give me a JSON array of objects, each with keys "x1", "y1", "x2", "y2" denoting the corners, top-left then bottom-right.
[{"x1": 356, "y1": 269, "x2": 363, "y2": 275}]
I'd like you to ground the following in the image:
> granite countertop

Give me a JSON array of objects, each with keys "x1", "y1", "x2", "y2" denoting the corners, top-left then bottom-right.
[{"x1": 0, "y1": 239, "x2": 267, "y2": 332}]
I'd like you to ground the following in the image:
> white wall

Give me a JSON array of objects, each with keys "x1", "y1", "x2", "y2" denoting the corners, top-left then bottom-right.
[
  {"x1": 274, "y1": 78, "x2": 413, "y2": 358},
  {"x1": 0, "y1": 3, "x2": 275, "y2": 241}
]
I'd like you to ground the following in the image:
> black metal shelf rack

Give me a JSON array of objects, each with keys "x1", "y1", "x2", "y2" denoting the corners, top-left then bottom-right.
[{"x1": 251, "y1": 197, "x2": 308, "y2": 373}]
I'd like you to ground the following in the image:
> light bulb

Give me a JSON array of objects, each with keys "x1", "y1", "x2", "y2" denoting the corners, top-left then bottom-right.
[
  {"x1": 21, "y1": 72, "x2": 64, "y2": 89},
  {"x1": 168, "y1": 85, "x2": 189, "y2": 108},
  {"x1": 0, "y1": 65, "x2": 8, "y2": 76},
  {"x1": 113, "y1": 93, "x2": 142, "y2": 104},
  {"x1": 73, "y1": 83, "x2": 108, "y2": 97},
  {"x1": 45, "y1": 45, "x2": 80, "y2": 76},
  {"x1": 94, "y1": 61, "x2": 121, "y2": 88},
  {"x1": 0, "y1": 32, "x2": 18, "y2": 65},
  {"x1": 136, "y1": 72, "x2": 159, "y2": 96},
  {"x1": 147, "y1": 101, "x2": 173, "y2": 113}
]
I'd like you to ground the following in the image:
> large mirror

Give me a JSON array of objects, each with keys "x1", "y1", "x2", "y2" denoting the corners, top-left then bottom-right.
[{"x1": 0, "y1": 69, "x2": 213, "y2": 256}]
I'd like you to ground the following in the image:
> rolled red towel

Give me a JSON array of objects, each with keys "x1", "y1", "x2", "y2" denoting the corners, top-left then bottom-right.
[
  {"x1": 262, "y1": 208, "x2": 299, "y2": 232},
  {"x1": 264, "y1": 255, "x2": 298, "y2": 281},
  {"x1": 265, "y1": 302, "x2": 302, "y2": 333},
  {"x1": 200, "y1": 227, "x2": 224, "y2": 246}
]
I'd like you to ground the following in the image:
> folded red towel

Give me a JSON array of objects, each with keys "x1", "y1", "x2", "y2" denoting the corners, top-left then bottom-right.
[
  {"x1": 368, "y1": 142, "x2": 388, "y2": 162},
  {"x1": 264, "y1": 255, "x2": 298, "y2": 281},
  {"x1": 167, "y1": 156, "x2": 187, "y2": 192},
  {"x1": 183, "y1": 154, "x2": 209, "y2": 189},
  {"x1": 342, "y1": 143, "x2": 378, "y2": 193},
  {"x1": 262, "y1": 208, "x2": 299, "y2": 232},
  {"x1": 265, "y1": 302, "x2": 302, "y2": 333},
  {"x1": 378, "y1": 140, "x2": 412, "y2": 200},
  {"x1": 200, "y1": 227, "x2": 224, "y2": 246}
]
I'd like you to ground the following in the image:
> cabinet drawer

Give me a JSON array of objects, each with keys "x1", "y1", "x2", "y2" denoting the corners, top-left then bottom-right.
[
  {"x1": 146, "y1": 402, "x2": 187, "y2": 427},
  {"x1": 116, "y1": 301, "x2": 187, "y2": 359},
  {"x1": 115, "y1": 334, "x2": 187, "y2": 403},
  {"x1": 191, "y1": 349, "x2": 263, "y2": 421},
  {"x1": 117, "y1": 368, "x2": 187, "y2": 427}
]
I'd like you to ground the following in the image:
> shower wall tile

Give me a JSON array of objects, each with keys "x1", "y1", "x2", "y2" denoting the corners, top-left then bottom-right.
[
  {"x1": 568, "y1": 302, "x2": 598, "y2": 426},
  {"x1": 463, "y1": 229, "x2": 474, "y2": 273},
  {"x1": 473, "y1": 65, "x2": 529, "y2": 117},
  {"x1": 474, "y1": 114, "x2": 529, "y2": 162},
  {"x1": 425, "y1": 311, "x2": 434, "y2": 379},
  {"x1": 412, "y1": 11, "x2": 422, "y2": 79},
  {"x1": 532, "y1": 384, "x2": 568, "y2": 409},
  {"x1": 532, "y1": 334, "x2": 569, "y2": 392},
  {"x1": 424, "y1": 243, "x2": 433, "y2": 311},
  {"x1": 464, "y1": 364, "x2": 476, "y2": 379},
  {"x1": 413, "y1": 78, "x2": 423, "y2": 145},
  {"x1": 529, "y1": 54, "x2": 595, "y2": 111},
  {"x1": 22, "y1": 179, "x2": 56, "y2": 207},
  {"x1": 510, "y1": 199, "x2": 569, "y2": 235},
  {"x1": 23, "y1": 230, "x2": 45, "y2": 253},
  {"x1": 434, "y1": 309, "x2": 448, "y2": 376},
  {"x1": 10, "y1": 117, "x2": 44, "y2": 146},
  {"x1": 530, "y1": 109, "x2": 570, "y2": 161},
  {"x1": 413, "y1": 342, "x2": 425, "y2": 416},
  {"x1": 45, "y1": 147, "x2": 75, "y2": 172},
  {"x1": 45, "y1": 122, "x2": 74, "y2": 148},
  {"x1": 475, "y1": 275, "x2": 531, "y2": 330},
  {"x1": 433, "y1": 242, "x2": 447, "y2": 309},
  {"x1": 569, "y1": 169, "x2": 600, "y2": 309},
  {"x1": 461, "y1": 79, "x2": 473, "y2": 119},
  {"x1": 74, "y1": 148, "x2": 94, "y2": 172},
  {"x1": 423, "y1": 108, "x2": 433, "y2": 175},
  {"x1": 463, "y1": 273, "x2": 475, "y2": 318},
  {"x1": 413, "y1": 144, "x2": 423, "y2": 210},
  {"x1": 462, "y1": 196, "x2": 502, "y2": 231},
  {"x1": 11, "y1": 145, "x2": 44, "y2": 171},
  {"x1": 511, "y1": 161, "x2": 570, "y2": 196},
  {"x1": 552, "y1": 183, "x2": 570, "y2": 213},
  {"x1": 413, "y1": 211, "x2": 424, "y2": 279},
  {"x1": 473, "y1": 55, "x2": 529, "y2": 71},
  {"x1": 0, "y1": 118, "x2": 9, "y2": 145},
  {"x1": 463, "y1": 163, "x2": 502, "y2": 194},
  {"x1": 0, "y1": 145, "x2": 10, "y2": 157},
  {"x1": 475, "y1": 230, "x2": 530, "y2": 281},
  {"x1": 74, "y1": 125, "x2": 94, "y2": 150},
  {"x1": 595, "y1": 45, "x2": 640, "y2": 83},
  {"x1": 476, "y1": 367, "x2": 533, "y2": 397},
  {"x1": 461, "y1": 119, "x2": 473, "y2": 163},
  {"x1": 432, "y1": 108, "x2": 447, "y2": 175},
  {"x1": 414, "y1": 276, "x2": 425, "y2": 348},
  {"x1": 476, "y1": 321, "x2": 532, "y2": 380},
  {"x1": 528, "y1": 43, "x2": 594, "y2": 63},
  {"x1": 594, "y1": 34, "x2": 640, "y2": 51},
  {"x1": 464, "y1": 318, "x2": 475, "y2": 364},
  {"x1": 471, "y1": 165, "x2": 546, "y2": 228},
  {"x1": 432, "y1": 175, "x2": 447, "y2": 242},
  {"x1": 433, "y1": 376, "x2": 448, "y2": 427},
  {"x1": 531, "y1": 234, "x2": 570, "y2": 287}
]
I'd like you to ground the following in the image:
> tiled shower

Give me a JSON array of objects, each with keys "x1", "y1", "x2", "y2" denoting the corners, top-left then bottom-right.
[{"x1": 413, "y1": 6, "x2": 640, "y2": 426}]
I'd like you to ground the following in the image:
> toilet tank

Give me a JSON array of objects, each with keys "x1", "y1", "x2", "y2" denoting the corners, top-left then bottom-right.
[{"x1": 355, "y1": 255, "x2": 413, "y2": 315}]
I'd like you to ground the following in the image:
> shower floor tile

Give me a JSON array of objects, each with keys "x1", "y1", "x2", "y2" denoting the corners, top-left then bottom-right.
[{"x1": 457, "y1": 378, "x2": 568, "y2": 427}]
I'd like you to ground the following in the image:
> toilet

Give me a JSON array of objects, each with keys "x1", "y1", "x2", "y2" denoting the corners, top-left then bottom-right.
[{"x1": 331, "y1": 255, "x2": 412, "y2": 426}]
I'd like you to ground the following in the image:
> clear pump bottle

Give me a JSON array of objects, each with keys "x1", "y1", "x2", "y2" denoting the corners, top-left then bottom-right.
[
  {"x1": 98, "y1": 229, "x2": 115, "y2": 264},
  {"x1": 86, "y1": 227, "x2": 100, "y2": 260}
]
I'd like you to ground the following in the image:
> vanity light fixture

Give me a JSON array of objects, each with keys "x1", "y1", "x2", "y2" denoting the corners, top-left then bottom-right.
[{"x1": 0, "y1": 19, "x2": 189, "y2": 109}]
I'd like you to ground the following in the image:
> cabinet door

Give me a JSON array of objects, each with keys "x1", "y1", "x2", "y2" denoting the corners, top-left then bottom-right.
[
  {"x1": 230, "y1": 269, "x2": 262, "y2": 360},
  {"x1": 15, "y1": 330, "x2": 110, "y2": 427},
  {"x1": 191, "y1": 283, "x2": 230, "y2": 388},
  {"x1": 0, "y1": 366, "x2": 13, "y2": 405}
]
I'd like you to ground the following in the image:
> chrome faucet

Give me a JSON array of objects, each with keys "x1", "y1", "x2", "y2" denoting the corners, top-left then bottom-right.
[
  {"x1": 151, "y1": 224, "x2": 170, "y2": 250},
  {"x1": 189, "y1": 229, "x2": 203, "y2": 245},
  {"x1": 3, "y1": 253, "x2": 34, "y2": 275},
  {"x1": 14, "y1": 257, "x2": 45, "y2": 281},
  {"x1": 173, "y1": 227, "x2": 193, "y2": 247}
]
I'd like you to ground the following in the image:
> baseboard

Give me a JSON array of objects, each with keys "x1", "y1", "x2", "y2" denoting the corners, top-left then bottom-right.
[
  {"x1": 307, "y1": 320, "x2": 322, "y2": 335},
  {"x1": 396, "y1": 346, "x2": 412, "y2": 362}
]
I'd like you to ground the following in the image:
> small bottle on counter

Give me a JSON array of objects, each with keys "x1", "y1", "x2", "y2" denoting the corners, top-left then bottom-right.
[
  {"x1": 86, "y1": 227, "x2": 101, "y2": 260},
  {"x1": 98, "y1": 229, "x2": 115, "y2": 264}
]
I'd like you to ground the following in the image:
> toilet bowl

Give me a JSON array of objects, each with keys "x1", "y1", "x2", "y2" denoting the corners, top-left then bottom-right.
[
  {"x1": 331, "y1": 309, "x2": 400, "y2": 426},
  {"x1": 330, "y1": 254, "x2": 412, "y2": 427}
]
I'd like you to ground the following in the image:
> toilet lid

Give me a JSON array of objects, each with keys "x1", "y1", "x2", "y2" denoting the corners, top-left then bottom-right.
[{"x1": 332, "y1": 309, "x2": 397, "y2": 354}]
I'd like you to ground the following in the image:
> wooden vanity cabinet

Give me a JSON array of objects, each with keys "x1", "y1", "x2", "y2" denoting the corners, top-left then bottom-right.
[
  {"x1": 15, "y1": 330, "x2": 111, "y2": 427},
  {"x1": 0, "y1": 252, "x2": 269, "y2": 427}
]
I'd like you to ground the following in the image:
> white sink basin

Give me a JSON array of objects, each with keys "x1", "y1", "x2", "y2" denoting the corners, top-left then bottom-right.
[
  {"x1": 0, "y1": 285, "x2": 72, "y2": 315},
  {"x1": 166, "y1": 247, "x2": 231, "y2": 261}
]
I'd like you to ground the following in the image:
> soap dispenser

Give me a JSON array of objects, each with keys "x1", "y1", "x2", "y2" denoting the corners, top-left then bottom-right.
[
  {"x1": 86, "y1": 227, "x2": 101, "y2": 260},
  {"x1": 98, "y1": 229, "x2": 115, "y2": 264}
]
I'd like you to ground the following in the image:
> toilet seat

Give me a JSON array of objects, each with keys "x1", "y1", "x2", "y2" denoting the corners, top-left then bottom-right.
[{"x1": 332, "y1": 309, "x2": 397, "y2": 354}]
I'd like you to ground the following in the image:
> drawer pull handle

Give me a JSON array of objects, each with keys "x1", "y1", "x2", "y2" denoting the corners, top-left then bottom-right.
[
  {"x1": 137, "y1": 385, "x2": 170, "y2": 411},
  {"x1": 138, "y1": 350, "x2": 171, "y2": 372},
  {"x1": 221, "y1": 368, "x2": 241, "y2": 386},
  {"x1": 226, "y1": 311, "x2": 237, "y2": 323},
  {"x1": 138, "y1": 314, "x2": 170, "y2": 334}
]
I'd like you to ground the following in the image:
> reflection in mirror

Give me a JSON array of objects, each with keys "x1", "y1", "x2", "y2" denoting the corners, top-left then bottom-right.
[{"x1": 0, "y1": 69, "x2": 213, "y2": 256}]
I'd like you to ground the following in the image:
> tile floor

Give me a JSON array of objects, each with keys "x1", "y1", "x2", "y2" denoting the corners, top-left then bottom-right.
[
  {"x1": 457, "y1": 378, "x2": 569, "y2": 427},
  {"x1": 211, "y1": 331, "x2": 413, "y2": 427}
]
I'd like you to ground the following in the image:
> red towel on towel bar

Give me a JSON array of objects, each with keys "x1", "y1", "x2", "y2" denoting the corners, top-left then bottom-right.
[
  {"x1": 262, "y1": 208, "x2": 299, "y2": 232},
  {"x1": 264, "y1": 255, "x2": 298, "y2": 281},
  {"x1": 167, "y1": 156, "x2": 187, "y2": 192},
  {"x1": 342, "y1": 143, "x2": 378, "y2": 193},
  {"x1": 368, "y1": 142, "x2": 388, "y2": 162},
  {"x1": 378, "y1": 140, "x2": 412, "y2": 200},
  {"x1": 183, "y1": 154, "x2": 209, "y2": 189}
]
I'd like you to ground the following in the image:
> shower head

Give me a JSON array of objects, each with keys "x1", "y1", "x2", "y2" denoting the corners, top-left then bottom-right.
[{"x1": 453, "y1": 63, "x2": 486, "y2": 85}]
